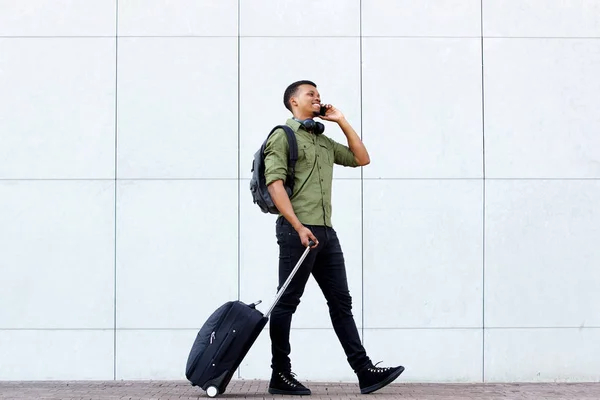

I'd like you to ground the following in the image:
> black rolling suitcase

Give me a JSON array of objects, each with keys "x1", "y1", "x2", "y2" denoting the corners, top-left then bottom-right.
[{"x1": 185, "y1": 241, "x2": 314, "y2": 398}]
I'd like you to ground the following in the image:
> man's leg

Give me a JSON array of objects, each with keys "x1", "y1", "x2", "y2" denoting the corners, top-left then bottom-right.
[
  {"x1": 311, "y1": 227, "x2": 404, "y2": 394},
  {"x1": 268, "y1": 218, "x2": 322, "y2": 395},
  {"x1": 310, "y1": 227, "x2": 371, "y2": 372}
]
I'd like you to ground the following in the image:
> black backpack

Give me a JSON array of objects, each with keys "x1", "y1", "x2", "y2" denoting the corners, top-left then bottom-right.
[{"x1": 250, "y1": 125, "x2": 298, "y2": 214}]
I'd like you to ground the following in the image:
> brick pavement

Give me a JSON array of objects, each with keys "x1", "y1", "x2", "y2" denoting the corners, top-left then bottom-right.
[{"x1": 1, "y1": 380, "x2": 599, "y2": 400}]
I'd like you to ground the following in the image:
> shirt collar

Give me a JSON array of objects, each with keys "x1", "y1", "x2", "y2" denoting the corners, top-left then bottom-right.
[{"x1": 286, "y1": 118, "x2": 303, "y2": 133}]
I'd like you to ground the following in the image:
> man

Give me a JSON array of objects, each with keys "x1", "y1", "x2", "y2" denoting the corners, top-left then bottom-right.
[{"x1": 263, "y1": 80, "x2": 405, "y2": 395}]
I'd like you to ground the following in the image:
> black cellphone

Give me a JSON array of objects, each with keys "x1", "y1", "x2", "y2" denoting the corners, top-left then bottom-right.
[{"x1": 319, "y1": 104, "x2": 327, "y2": 116}]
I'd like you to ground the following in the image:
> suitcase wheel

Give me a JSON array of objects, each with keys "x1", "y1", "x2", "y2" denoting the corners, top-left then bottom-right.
[{"x1": 206, "y1": 385, "x2": 219, "y2": 398}]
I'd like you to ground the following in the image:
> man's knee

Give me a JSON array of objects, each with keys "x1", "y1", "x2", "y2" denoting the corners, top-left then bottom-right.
[
  {"x1": 272, "y1": 294, "x2": 303, "y2": 317},
  {"x1": 328, "y1": 290, "x2": 354, "y2": 319}
]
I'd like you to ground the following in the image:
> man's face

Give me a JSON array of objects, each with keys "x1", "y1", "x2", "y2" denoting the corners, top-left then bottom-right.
[{"x1": 292, "y1": 84, "x2": 322, "y2": 116}]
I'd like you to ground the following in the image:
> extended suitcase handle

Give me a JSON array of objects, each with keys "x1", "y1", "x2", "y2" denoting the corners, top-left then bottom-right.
[{"x1": 264, "y1": 240, "x2": 315, "y2": 319}]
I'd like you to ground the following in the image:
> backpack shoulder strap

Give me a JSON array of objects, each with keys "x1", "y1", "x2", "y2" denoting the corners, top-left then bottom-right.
[
  {"x1": 263, "y1": 125, "x2": 298, "y2": 172},
  {"x1": 262, "y1": 125, "x2": 298, "y2": 191},
  {"x1": 279, "y1": 125, "x2": 298, "y2": 173}
]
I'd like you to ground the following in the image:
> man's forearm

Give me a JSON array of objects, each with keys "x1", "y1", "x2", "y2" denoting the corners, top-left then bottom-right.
[
  {"x1": 267, "y1": 180, "x2": 303, "y2": 231},
  {"x1": 338, "y1": 117, "x2": 370, "y2": 166}
]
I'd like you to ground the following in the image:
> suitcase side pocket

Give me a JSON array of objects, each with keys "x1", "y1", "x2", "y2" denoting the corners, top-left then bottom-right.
[
  {"x1": 186, "y1": 302, "x2": 235, "y2": 381},
  {"x1": 201, "y1": 328, "x2": 237, "y2": 380},
  {"x1": 212, "y1": 328, "x2": 237, "y2": 363}
]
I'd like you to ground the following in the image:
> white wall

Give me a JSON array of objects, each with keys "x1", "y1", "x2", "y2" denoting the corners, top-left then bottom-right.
[{"x1": 1, "y1": 0, "x2": 599, "y2": 383}]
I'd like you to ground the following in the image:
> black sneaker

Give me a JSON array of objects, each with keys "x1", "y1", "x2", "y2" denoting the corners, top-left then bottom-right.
[
  {"x1": 268, "y1": 370, "x2": 311, "y2": 396},
  {"x1": 357, "y1": 362, "x2": 405, "y2": 394}
]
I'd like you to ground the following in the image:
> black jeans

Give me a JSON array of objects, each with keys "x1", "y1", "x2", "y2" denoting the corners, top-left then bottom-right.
[{"x1": 269, "y1": 217, "x2": 371, "y2": 374}]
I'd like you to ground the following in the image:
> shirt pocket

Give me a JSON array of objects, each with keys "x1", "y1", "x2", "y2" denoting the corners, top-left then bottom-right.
[
  {"x1": 318, "y1": 142, "x2": 333, "y2": 166},
  {"x1": 300, "y1": 143, "x2": 316, "y2": 168}
]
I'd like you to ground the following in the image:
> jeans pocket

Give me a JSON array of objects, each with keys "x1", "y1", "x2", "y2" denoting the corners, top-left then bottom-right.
[{"x1": 276, "y1": 230, "x2": 287, "y2": 245}]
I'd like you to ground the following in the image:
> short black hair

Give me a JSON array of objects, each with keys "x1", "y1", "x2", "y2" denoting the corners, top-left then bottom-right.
[{"x1": 283, "y1": 80, "x2": 317, "y2": 112}]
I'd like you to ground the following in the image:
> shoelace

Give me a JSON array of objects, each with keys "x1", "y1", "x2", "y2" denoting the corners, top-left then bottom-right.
[
  {"x1": 367, "y1": 361, "x2": 392, "y2": 373},
  {"x1": 279, "y1": 371, "x2": 302, "y2": 387}
]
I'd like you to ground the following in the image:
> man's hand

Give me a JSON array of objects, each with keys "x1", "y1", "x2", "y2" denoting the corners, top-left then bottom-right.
[
  {"x1": 296, "y1": 225, "x2": 319, "y2": 248},
  {"x1": 318, "y1": 104, "x2": 345, "y2": 123}
]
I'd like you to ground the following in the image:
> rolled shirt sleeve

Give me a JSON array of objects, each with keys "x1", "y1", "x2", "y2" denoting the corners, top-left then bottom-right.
[
  {"x1": 264, "y1": 129, "x2": 290, "y2": 186},
  {"x1": 331, "y1": 139, "x2": 359, "y2": 167}
]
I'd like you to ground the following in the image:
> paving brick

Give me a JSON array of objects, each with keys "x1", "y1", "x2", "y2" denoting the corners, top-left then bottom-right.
[{"x1": 0, "y1": 381, "x2": 599, "y2": 399}]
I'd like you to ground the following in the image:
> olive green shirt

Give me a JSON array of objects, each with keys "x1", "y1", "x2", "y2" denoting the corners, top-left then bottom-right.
[{"x1": 263, "y1": 118, "x2": 359, "y2": 227}]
